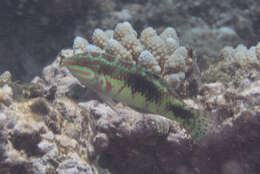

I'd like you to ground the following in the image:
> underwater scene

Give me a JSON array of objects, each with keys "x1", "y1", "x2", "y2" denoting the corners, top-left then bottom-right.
[{"x1": 0, "y1": 0, "x2": 260, "y2": 174}]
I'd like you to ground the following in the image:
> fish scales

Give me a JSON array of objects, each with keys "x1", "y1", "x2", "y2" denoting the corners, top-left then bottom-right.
[{"x1": 62, "y1": 52, "x2": 214, "y2": 139}]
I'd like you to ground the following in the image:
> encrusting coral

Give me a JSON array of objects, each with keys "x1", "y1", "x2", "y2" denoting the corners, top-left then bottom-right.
[{"x1": 72, "y1": 21, "x2": 193, "y2": 88}]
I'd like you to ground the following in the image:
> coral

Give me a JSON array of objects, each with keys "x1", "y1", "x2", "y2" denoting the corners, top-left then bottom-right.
[
  {"x1": 71, "y1": 21, "x2": 194, "y2": 89},
  {"x1": 202, "y1": 42, "x2": 260, "y2": 87},
  {"x1": 221, "y1": 44, "x2": 258, "y2": 63},
  {"x1": 92, "y1": 29, "x2": 109, "y2": 49},
  {"x1": 138, "y1": 50, "x2": 161, "y2": 73},
  {"x1": 73, "y1": 36, "x2": 89, "y2": 55},
  {"x1": 114, "y1": 21, "x2": 137, "y2": 41},
  {"x1": 0, "y1": 84, "x2": 13, "y2": 106},
  {"x1": 105, "y1": 38, "x2": 133, "y2": 61},
  {"x1": 0, "y1": 71, "x2": 12, "y2": 85}
]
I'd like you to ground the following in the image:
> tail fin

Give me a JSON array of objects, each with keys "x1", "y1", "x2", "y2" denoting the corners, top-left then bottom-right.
[
  {"x1": 184, "y1": 110, "x2": 215, "y2": 140},
  {"x1": 165, "y1": 98, "x2": 215, "y2": 140}
]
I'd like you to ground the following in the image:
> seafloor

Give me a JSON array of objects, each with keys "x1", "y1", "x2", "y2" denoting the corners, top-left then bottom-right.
[{"x1": 0, "y1": 1, "x2": 260, "y2": 174}]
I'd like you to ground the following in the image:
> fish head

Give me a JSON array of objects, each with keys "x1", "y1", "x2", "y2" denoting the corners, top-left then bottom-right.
[{"x1": 61, "y1": 52, "x2": 98, "y2": 84}]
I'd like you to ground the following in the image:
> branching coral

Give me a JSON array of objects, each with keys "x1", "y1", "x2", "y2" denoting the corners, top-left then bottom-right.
[
  {"x1": 203, "y1": 42, "x2": 260, "y2": 87},
  {"x1": 220, "y1": 43, "x2": 260, "y2": 64},
  {"x1": 71, "y1": 22, "x2": 193, "y2": 88}
]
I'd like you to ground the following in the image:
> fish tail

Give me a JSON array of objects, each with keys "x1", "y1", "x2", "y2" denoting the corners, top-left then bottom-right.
[
  {"x1": 188, "y1": 110, "x2": 215, "y2": 140},
  {"x1": 165, "y1": 98, "x2": 215, "y2": 140}
]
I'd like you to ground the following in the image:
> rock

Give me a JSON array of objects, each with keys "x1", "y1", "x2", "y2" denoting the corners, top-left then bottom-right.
[{"x1": 0, "y1": 76, "x2": 98, "y2": 174}]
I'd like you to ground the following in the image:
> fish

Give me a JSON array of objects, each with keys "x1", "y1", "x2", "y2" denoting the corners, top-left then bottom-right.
[{"x1": 61, "y1": 51, "x2": 215, "y2": 140}]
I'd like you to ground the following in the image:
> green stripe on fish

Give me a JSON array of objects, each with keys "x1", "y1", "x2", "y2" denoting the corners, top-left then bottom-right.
[{"x1": 61, "y1": 52, "x2": 215, "y2": 140}]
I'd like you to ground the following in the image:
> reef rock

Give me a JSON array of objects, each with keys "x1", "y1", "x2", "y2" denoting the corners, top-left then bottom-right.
[{"x1": 0, "y1": 70, "x2": 98, "y2": 174}]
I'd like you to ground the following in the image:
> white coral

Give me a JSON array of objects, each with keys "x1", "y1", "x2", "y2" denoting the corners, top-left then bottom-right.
[
  {"x1": 160, "y1": 27, "x2": 179, "y2": 43},
  {"x1": 138, "y1": 50, "x2": 161, "y2": 74},
  {"x1": 221, "y1": 43, "x2": 260, "y2": 64},
  {"x1": 105, "y1": 39, "x2": 132, "y2": 61},
  {"x1": 114, "y1": 21, "x2": 137, "y2": 41},
  {"x1": 165, "y1": 72, "x2": 185, "y2": 88},
  {"x1": 164, "y1": 47, "x2": 188, "y2": 73},
  {"x1": 165, "y1": 37, "x2": 179, "y2": 55},
  {"x1": 71, "y1": 22, "x2": 191, "y2": 88},
  {"x1": 92, "y1": 29, "x2": 109, "y2": 49},
  {"x1": 73, "y1": 36, "x2": 89, "y2": 54},
  {"x1": 85, "y1": 44, "x2": 104, "y2": 53}
]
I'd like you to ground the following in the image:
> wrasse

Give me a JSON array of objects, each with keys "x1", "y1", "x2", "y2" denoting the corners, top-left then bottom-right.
[{"x1": 61, "y1": 52, "x2": 215, "y2": 140}]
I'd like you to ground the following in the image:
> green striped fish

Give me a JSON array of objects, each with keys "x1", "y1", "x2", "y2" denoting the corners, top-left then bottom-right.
[{"x1": 61, "y1": 52, "x2": 215, "y2": 139}]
